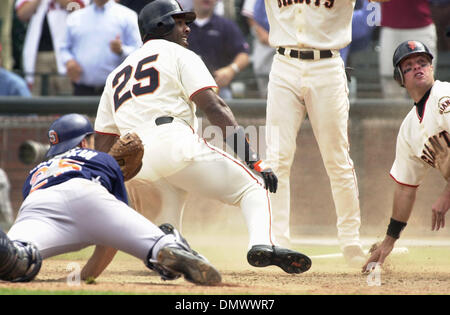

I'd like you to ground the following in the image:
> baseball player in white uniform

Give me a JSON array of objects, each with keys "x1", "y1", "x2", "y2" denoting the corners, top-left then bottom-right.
[
  {"x1": 0, "y1": 114, "x2": 222, "y2": 285},
  {"x1": 262, "y1": 0, "x2": 394, "y2": 265},
  {"x1": 364, "y1": 40, "x2": 450, "y2": 270},
  {"x1": 94, "y1": 0, "x2": 312, "y2": 274}
]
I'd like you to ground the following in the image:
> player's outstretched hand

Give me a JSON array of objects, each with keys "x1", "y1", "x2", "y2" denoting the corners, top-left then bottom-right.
[
  {"x1": 431, "y1": 192, "x2": 450, "y2": 231},
  {"x1": 248, "y1": 160, "x2": 278, "y2": 193},
  {"x1": 361, "y1": 237, "x2": 395, "y2": 273}
]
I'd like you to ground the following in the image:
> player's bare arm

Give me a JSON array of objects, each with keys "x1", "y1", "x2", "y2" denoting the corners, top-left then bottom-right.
[
  {"x1": 95, "y1": 133, "x2": 119, "y2": 153},
  {"x1": 191, "y1": 88, "x2": 238, "y2": 135},
  {"x1": 81, "y1": 245, "x2": 118, "y2": 280},
  {"x1": 431, "y1": 180, "x2": 450, "y2": 231},
  {"x1": 363, "y1": 183, "x2": 416, "y2": 272},
  {"x1": 192, "y1": 88, "x2": 277, "y2": 193}
]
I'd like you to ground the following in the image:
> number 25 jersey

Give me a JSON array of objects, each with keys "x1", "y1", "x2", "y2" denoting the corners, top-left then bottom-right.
[{"x1": 95, "y1": 39, "x2": 218, "y2": 136}]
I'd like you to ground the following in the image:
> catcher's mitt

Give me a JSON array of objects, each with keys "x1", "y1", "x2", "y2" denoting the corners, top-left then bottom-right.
[{"x1": 108, "y1": 133, "x2": 144, "y2": 181}]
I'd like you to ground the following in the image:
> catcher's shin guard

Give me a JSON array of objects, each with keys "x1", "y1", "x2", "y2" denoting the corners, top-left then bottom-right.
[{"x1": 0, "y1": 230, "x2": 42, "y2": 282}]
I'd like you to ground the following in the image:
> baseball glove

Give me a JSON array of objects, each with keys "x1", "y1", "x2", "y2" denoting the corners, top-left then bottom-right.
[{"x1": 108, "y1": 133, "x2": 144, "y2": 181}]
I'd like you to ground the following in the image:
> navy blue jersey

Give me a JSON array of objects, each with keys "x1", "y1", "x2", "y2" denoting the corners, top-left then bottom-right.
[
  {"x1": 188, "y1": 14, "x2": 250, "y2": 74},
  {"x1": 22, "y1": 148, "x2": 128, "y2": 204}
]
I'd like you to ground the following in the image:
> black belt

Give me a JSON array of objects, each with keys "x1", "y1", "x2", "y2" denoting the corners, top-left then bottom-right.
[
  {"x1": 277, "y1": 47, "x2": 333, "y2": 60},
  {"x1": 155, "y1": 116, "x2": 174, "y2": 126}
]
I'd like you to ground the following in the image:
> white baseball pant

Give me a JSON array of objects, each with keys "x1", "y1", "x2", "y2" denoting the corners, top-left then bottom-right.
[
  {"x1": 131, "y1": 119, "x2": 276, "y2": 248},
  {"x1": 7, "y1": 178, "x2": 177, "y2": 261},
  {"x1": 265, "y1": 52, "x2": 361, "y2": 250}
]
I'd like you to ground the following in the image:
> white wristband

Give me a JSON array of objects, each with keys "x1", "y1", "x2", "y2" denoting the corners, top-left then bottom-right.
[{"x1": 230, "y1": 63, "x2": 240, "y2": 74}]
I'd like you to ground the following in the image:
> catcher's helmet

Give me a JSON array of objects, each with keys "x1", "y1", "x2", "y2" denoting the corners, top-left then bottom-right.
[
  {"x1": 138, "y1": 0, "x2": 196, "y2": 42},
  {"x1": 393, "y1": 40, "x2": 433, "y2": 87},
  {"x1": 45, "y1": 113, "x2": 94, "y2": 158}
]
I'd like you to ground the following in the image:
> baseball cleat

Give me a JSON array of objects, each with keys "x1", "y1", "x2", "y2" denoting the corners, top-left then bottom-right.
[
  {"x1": 159, "y1": 223, "x2": 209, "y2": 262},
  {"x1": 247, "y1": 245, "x2": 312, "y2": 274},
  {"x1": 157, "y1": 246, "x2": 222, "y2": 286}
]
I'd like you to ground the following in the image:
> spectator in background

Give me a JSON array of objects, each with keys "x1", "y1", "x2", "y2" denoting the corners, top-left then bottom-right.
[
  {"x1": 429, "y1": 0, "x2": 450, "y2": 51},
  {"x1": 0, "y1": 0, "x2": 14, "y2": 71},
  {"x1": 378, "y1": 0, "x2": 438, "y2": 99},
  {"x1": 117, "y1": 0, "x2": 151, "y2": 15},
  {"x1": 15, "y1": 0, "x2": 89, "y2": 96},
  {"x1": 178, "y1": 0, "x2": 224, "y2": 15},
  {"x1": 0, "y1": 43, "x2": 31, "y2": 96},
  {"x1": 0, "y1": 168, "x2": 14, "y2": 228},
  {"x1": 241, "y1": 0, "x2": 274, "y2": 98},
  {"x1": 178, "y1": 0, "x2": 194, "y2": 11},
  {"x1": 189, "y1": 0, "x2": 250, "y2": 99},
  {"x1": 60, "y1": 0, "x2": 142, "y2": 96},
  {"x1": 340, "y1": 0, "x2": 379, "y2": 66}
]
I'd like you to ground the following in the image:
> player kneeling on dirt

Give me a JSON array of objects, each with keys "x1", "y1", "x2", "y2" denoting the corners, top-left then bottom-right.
[
  {"x1": 363, "y1": 40, "x2": 450, "y2": 272},
  {"x1": 0, "y1": 113, "x2": 221, "y2": 285}
]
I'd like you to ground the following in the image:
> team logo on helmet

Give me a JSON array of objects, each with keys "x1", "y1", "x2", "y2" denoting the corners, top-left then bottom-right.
[
  {"x1": 407, "y1": 41, "x2": 417, "y2": 51},
  {"x1": 48, "y1": 130, "x2": 59, "y2": 145},
  {"x1": 439, "y1": 96, "x2": 450, "y2": 115}
]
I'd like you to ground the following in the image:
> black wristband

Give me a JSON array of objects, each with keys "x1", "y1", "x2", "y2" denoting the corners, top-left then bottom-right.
[
  {"x1": 386, "y1": 218, "x2": 407, "y2": 239},
  {"x1": 225, "y1": 126, "x2": 259, "y2": 165}
]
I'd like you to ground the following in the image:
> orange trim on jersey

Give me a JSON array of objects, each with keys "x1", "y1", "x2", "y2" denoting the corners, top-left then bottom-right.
[
  {"x1": 202, "y1": 139, "x2": 274, "y2": 245},
  {"x1": 95, "y1": 130, "x2": 120, "y2": 137},
  {"x1": 30, "y1": 179, "x2": 48, "y2": 194},
  {"x1": 389, "y1": 174, "x2": 420, "y2": 188},
  {"x1": 189, "y1": 86, "x2": 219, "y2": 100}
]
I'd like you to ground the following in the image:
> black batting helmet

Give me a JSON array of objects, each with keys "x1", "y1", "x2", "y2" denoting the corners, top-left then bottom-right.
[
  {"x1": 138, "y1": 0, "x2": 196, "y2": 42},
  {"x1": 393, "y1": 40, "x2": 433, "y2": 87}
]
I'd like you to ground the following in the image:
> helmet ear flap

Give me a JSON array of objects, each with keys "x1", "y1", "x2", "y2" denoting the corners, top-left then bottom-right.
[{"x1": 393, "y1": 66, "x2": 405, "y2": 87}]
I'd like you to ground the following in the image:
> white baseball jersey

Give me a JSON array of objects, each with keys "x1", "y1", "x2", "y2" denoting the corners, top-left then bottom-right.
[
  {"x1": 95, "y1": 39, "x2": 275, "y2": 248},
  {"x1": 95, "y1": 39, "x2": 218, "y2": 136},
  {"x1": 391, "y1": 80, "x2": 450, "y2": 186},
  {"x1": 264, "y1": 0, "x2": 355, "y2": 50}
]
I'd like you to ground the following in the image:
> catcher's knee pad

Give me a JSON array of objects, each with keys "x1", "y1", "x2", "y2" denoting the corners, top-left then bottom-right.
[{"x1": 0, "y1": 231, "x2": 42, "y2": 282}]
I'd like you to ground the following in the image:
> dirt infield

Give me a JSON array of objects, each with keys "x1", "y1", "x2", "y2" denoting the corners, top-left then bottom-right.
[{"x1": 1, "y1": 234, "x2": 449, "y2": 295}]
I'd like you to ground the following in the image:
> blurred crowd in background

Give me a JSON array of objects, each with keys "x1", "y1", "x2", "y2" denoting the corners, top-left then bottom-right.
[
  {"x1": 0, "y1": 0, "x2": 449, "y2": 99},
  {"x1": 1, "y1": 0, "x2": 450, "y2": 231}
]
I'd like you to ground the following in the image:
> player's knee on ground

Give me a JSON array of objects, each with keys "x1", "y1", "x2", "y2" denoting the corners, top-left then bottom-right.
[{"x1": 0, "y1": 231, "x2": 42, "y2": 282}]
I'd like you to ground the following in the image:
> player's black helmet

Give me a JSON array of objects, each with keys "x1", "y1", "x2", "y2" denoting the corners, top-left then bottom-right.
[
  {"x1": 138, "y1": 0, "x2": 196, "y2": 42},
  {"x1": 393, "y1": 40, "x2": 433, "y2": 87},
  {"x1": 45, "y1": 114, "x2": 94, "y2": 158}
]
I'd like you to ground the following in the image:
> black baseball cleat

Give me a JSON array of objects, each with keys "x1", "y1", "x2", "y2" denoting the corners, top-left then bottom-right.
[
  {"x1": 157, "y1": 246, "x2": 222, "y2": 286},
  {"x1": 159, "y1": 223, "x2": 208, "y2": 262},
  {"x1": 247, "y1": 245, "x2": 312, "y2": 274}
]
